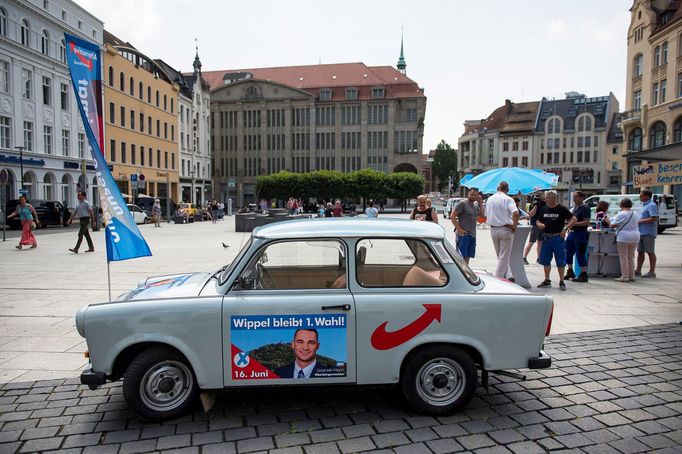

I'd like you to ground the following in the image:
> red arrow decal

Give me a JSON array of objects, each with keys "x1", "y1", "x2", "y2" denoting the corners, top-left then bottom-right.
[{"x1": 370, "y1": 304, "x2": 441, "y2": 350}]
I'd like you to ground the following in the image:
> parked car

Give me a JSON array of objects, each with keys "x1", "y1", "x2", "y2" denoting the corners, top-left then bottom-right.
[
  {"x1": 441, "y1": 197, "x2": 466, "y2": 219},
  {"x1": 77, "y1": 218, "x2": 553, "y2": 421},
  {"x1": 126, "y1": 204, "x2": 148, "y2": 224},
  {"x1": 135, "y1": 197, "x2": 177, "y2": 220},
  {"x1": 4, "y1": 199, "x2": 67, "y2": 229}
]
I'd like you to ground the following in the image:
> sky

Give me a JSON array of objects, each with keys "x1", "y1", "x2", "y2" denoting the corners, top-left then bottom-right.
[{"x1": 75, "y1": 0, "x2": 633, "y2": 153}]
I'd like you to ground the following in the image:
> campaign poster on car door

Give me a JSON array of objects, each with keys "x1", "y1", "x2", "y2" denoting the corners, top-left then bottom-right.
[{"x1": 230, "y1": 314, "x2": 347, "y2": 380}]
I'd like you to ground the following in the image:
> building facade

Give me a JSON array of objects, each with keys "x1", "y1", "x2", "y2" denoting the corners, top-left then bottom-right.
[
  {"x1": 621, "y1": 0, "x2": 682, "y2": 201},
  {"x1": 102, "y1": 31, "x2": 180, "y2": 204},
  {"x1": 458, "y1": 105, "x2": 505, "y2": 176},
  {"x1": 0, "y1": 0, "x2": 102, "y2": 207},
  {"x1": 157, "y1": 51, "x2": 212, "y2": 205},
  {"x1": 534, "y1": 93, "x2": 620, "y2": 201},
  {"x1": 202, "y1": 62, "x2": 426, "y2": 205}
]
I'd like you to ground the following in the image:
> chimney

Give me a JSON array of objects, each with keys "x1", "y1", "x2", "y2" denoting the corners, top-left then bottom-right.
[{"x1": 505, "y1": 99, "x2": 512, "y2": 115}]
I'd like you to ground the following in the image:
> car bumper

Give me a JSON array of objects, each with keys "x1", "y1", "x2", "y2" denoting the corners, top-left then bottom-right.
[
  {"x1": 528, "y1": 350, "x2": 551, "y2": 369},
  {"x1": 80, "y1": 367, "x2": 106, "y2": 387}
]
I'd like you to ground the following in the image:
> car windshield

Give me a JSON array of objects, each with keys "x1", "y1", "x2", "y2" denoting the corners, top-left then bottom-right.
[
  {"x1": 218, "y1": 238, "x2": 252, "y2": 285},
  {"x1": 442, "y1": 237, "x2": 481, "y2": 285}
]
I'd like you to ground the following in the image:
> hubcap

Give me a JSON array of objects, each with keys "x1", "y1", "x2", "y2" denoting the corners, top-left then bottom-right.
[
  {"x1": 415, "y1": 357, "x2": 466, "y2": 406},
  {"x1": 139, "y1": 360, "x2": 193, "y2": 412}
]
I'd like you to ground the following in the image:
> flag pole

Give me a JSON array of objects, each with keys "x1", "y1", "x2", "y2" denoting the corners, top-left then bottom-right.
[{"x1": 107, "y1": 260, "x2": 112, "y2": 302}]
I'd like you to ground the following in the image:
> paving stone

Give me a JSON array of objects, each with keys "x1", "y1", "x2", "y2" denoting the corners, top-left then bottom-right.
[
  {"x1": 119, "y1": 439, "x2": 159, "y2": 453},
  {"x1": 457, "y1": 434, "x2": 496, "y2": 450},
  {"x1": 372, "y1": 419, "x2": 409, "y2": 433},
  {"x1": 59, "y1": 422, "x2": 97, "y2": 435},
  {"x1": 426, "y1": 437, "x2": 464, "y2": 453},
  {"x1": 461, "y1": 419, "x2": 495, "y2": 434},
  {"x1": 507, "y1": 441, "x2": 546, "y2": 454},
  {"x1": 157, "y1": 434, "x2": 191, "y2": 450},
  {"x1": 337, "y1": 436, "x2": 376, "y2": 453},
  {"x1": 608, "y1": 437, "x2": 650, "y2": 453},
  {"x1": 371, "y1": 431, "x2": 410, "y2": 448},
  {"x1": 19, "y1": 437, "x2": 63, "y2": 453},
  {"x1": 191, "y1": 430, "x2": 223, "y2": 446},
  {"x1": 631, "y1": 419, "x2": 672, "y2": 435},
  {"x1": 404, "y1": 427, "x2": 438, "y2": 443},
  {"x1": 201, "y1": 442, "x2": 237, "y2": 454},
  {"x1": 594, "y1": 412, "x2": 632, "y2": 426},
  {"x1": 342, "y1": 423, "x2": 375, "y2": 438},
  {"x1": 392, "y1": 442, "x2": 432, "y2": 454},
  {"x1": 489, "y1": 429, "x2": 525, "y2": 444},
  {"x1": 583, "y1": 429, "x2": 622, "y2": 444},
  {"x1": 303, "y1": 442, "x2": 341, "y2": 454},
  {"x1": 20, "y1": 426, "x2": 60, "y2": 440},
  {"x1": 223, "y1": 426, "x2": 257, "y2": 442},
  {"x1": 256, "y1": 422, "x2": 290, "y2": 436},
  {"x1": 83, "y1": 445, "x2": 120, "y2": 454},
  {"x1": 270, "y1": 448, "x2": 304, "y2": 454},
  {"x1": 62, "y1": 433, "x2": 102, "y2": 448},
  {"x1": 636, "y1": 433, "x2": 679, "y2": 449},
  {"x1": 554, "y1": 433, "x2": 593, "y2": 448}
]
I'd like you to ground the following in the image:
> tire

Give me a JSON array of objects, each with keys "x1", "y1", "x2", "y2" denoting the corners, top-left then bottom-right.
[
  {"x1": 122, "y1": 346, "x2": 198, "y2": 421},
  {"x1": 401, "y1": 345, "x2": 477, "y2": 415}
]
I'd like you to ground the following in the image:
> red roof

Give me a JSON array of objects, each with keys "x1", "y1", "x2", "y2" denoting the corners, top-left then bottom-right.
[{"x1": 200, "y1": 62, "x2": 424, "y2": 101}]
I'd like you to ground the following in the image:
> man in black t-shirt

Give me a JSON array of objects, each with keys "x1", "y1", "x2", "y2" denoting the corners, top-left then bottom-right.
[
  {"x1": 524, "y1": 192, "x2": 545, "y2": 264},
  {"x1": 536, "y1": 191, "x2": 577, "y2": 291},
  {"x1": 564, "y1": 191, "x2": 591, "y2": 282}
]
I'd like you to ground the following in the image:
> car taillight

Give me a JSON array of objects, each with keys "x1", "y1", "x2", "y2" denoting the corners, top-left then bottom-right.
[{"x1": 545, "y1": 303, "x2": 554, "y2": 336}]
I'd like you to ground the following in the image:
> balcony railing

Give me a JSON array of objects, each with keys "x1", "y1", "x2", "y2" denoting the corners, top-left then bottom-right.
[{"x1": 620, "y1": 109, "x2": 642, "y2": 124}]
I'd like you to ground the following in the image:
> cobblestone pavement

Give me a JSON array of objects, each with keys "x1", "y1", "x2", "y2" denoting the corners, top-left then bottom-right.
[{"x1": 0, "y1": 324, "x2": 680, "y2": 454}]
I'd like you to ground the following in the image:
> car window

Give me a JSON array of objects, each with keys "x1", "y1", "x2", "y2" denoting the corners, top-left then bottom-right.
[
  {"x1": 236, "y1": 240, "x2": 346, "y2": 290},
  {"x1": 355, "y1": 238, "x2": 447, "y2": 288},
  {"x1": 442, "y1": 238, "x2": 481, "y2": 285}
]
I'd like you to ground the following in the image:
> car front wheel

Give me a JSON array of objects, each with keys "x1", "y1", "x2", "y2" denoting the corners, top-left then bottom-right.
[
  {"x1": 123, "y1": 346, "x2": 198, "y2": 421},
  {"x1": 401, "y1": 345, "x2": 476, "y2": 415}
]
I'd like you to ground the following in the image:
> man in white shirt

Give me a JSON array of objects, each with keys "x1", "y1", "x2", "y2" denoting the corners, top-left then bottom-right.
[{"x1": 485, "y1": 182, "x2": 519, "y2": 280}]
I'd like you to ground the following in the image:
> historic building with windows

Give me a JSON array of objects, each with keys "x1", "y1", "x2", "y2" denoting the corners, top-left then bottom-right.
[
  {"x1": 620, "y1": 0, "x2": 682, "y2": 200},
  {"x1": 202, "y1": 55, "x2": 426, "y2": 205},
  {"x1": 102, "y1": 30, "x2": 180, "y2": 203},
  {"x1": 156, "y1": 49, "x2": 211, "y2": 205},
  {"x1": 533, "y1": 93, "x2": 620, "y2": 201},
  {"x1": 0, "y1": 0, "x2": 102, "y2": 206},
  {"x1": 458, "y1": 105, "x2": 505, "y2": 176}
]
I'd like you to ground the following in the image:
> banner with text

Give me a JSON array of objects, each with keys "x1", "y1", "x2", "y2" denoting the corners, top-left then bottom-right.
[
  {"x1": 64, "y1": 33, "x2": 151, "y2": 262},
  {"x1": 633, "y1": 159, "x2": 682, "y2": 188},
  {"x1": 230, "y1": 314, "x2": 347, "y2": 380}
]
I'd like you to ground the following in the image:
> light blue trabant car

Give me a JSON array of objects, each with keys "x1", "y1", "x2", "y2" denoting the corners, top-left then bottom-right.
[{"x1": 77, "y1": 219, "x2": 553, "y2": 420}]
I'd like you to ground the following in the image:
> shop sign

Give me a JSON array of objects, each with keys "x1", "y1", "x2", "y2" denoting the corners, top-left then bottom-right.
[{"x1": 633, "y1": 159, "x2": 682, "y2": 187}]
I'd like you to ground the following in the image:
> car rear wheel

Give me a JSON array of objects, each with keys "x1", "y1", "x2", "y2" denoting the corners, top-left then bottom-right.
[
  {"x1": 401, "y1": 345, "x2": 476, "y2": 415},
  {"x1": 123, "y1": 346, "x2": 198, "y2": 421}
]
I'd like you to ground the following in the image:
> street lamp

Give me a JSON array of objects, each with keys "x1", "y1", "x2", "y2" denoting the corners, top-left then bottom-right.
[
  {"x1": 16, "y1": 146, "x2": 25, "y2": 193},
  {"x1": 188, "y1": 168, "x2": 195, "y2": 204}
]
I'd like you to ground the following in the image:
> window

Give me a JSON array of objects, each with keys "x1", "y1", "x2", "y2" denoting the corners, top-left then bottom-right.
[
  {"x1": 140, "y1": 146, "x2": 145, "y2": 165},
  {"x1": 649, "y1": 121, "x2": 666, "y2": 148},
  {"x1": 109, "y1": 102, "x2": 115, "y2": 123},
  {"x1": 147, "y1": 86, "x2": 151, "y2": 103},
  {"x1": 653, "y1": 81, "x2": 660, "y2": 105},
  {"x1": 42, "y1": 76, "x2": 51, "y2": 105},
  {"x1": 634, "y1": 90, "x2": 642, "y2": 110},
  {"x1": 522, "y1": 156, "x2": 528, "y2": 166},
  {"x1": 504, "y1": 156, "x2": 510, "y2": 166},
  {"x1": 578, "y1": 115, "x2": 592, "y2": 132},
  {"x1": 371, "y1": 87, "x2": 385, "y2": 99},
  {"x1": 119, "y1": 72, "x2": 124, "y2": 91},
  {"x1": 60, "y1": 83, "x2": 68, "y2": 110},
  {"x1": 661, "y1": 79, "x2": 667, "y2": 103},
  {"x1": 628, "y1": 127, "x2": 642, "y2": 151},
  {"x1": 21, "y1": 20, "x2": 30, "y2": 46},
  {"x1": 61, "y1": 10, "x2": 66, "y2": 21},
  {"x1": 655, "y1": 45, "x2": 661, "y2": 67},
  {"x1": 77, "y1": 20, "x2": 82, "y2": 30},
  {"x1": 120, "y1": 106, "x2": 125, "y2": 127},
  {"x1": 163, "y1": 94, "x2": 167, "y2": 110},
  {"x1": 547, "y1": 118, "x2": 560, "y2": 133},
  {"x1": 110, "y1": 139, "x2": 116, "y2": 161},
  {"x1": 121, "y1": 142, "x2": 126, "y2": 163},
  {"x1": 139, "y1": 113, "x2": 144, "y2": 132},
  {"x1": 512, "y1": 157, "x2": 519, "y2": 166},
  {"x1": 108, "y1": 66, "x2": 114, "y2": 86},
  {"x1": 164, "y1": 122, "x2": 168, "y2": 139},
  {"x1": 61, "y1": 129, "x2": 69, "y2": 156},
  {"x1": 155, "y1": 90, "x2": 159, "y2": 107},
  {"x1": 171, "y1": 125, "x2": 174, "y2": 141},
  {"x1": 355, "y1": 239, "x2": 448, "y2": 288},
  {"x1": 319, "y1": 89, "x2": 332, "y2": 101},
  {"x1": 59, "y1": 39, "x2": 65, "y2": 62},
  {"x1": 236, "y1": 240, "x2": 346, "y2": 290},
  {"x1": 512, "y1": 142, "x2": 519, "y2": 151},
  {"x1": 0, "y1": 8, "x2": 6, "y2": 37},
  {"x1": 148, "y1": 148, "x2": 153, "y2": 166},
  {"x1": 345, "y1": 88, "x2": 358, "y2": 100},
  {"x1": 129, "y1": 77, "x2": 134, "y2": 95},
  {"x1": 148, "y1": 116, "x2": 152, "y2": 134},
  {"x1": 23, "y1": 122, "x2": 33, "y2": 151},
  {"x1": 678, "y1": 73, "x2": 682, "y2": 98},
  {"x1": 170, "y1": 98, "x2": 174, "y2": 113},
  {"x1": 138, "y1": 81, "x2": 143, "y2": 99},
  {"x1": 43, "y1": 125, "x2": 52, "y2": 154},
  {"x1": 130, "y1": 110, "x2": 135, "y2": 130},
  {"x1": 156, "y1": 119, "x2": 160, "y2": 137},
  {"x1": 584, "y1": 150, "x2": 590, "y2": 162},
  {"x1": 522, "y1": 141, "x2": 528, "y2": 151},
  {"x1": 503, "y1": 142, "x2": 509, "y2": 151},
  {"x1": 41, "y1": 30, "x2": 49, "y2": 56},
  {"x1": 131, "y1": 144, "x2": 136, "y2": 164},
  {"x1": 156, "y1": 149, "x2": 160, "y2": 167},
  {"x1": 78, "y1": 133, "x2": 85, "y2": 158},
  {"x1": 22, "y1": 69, "x2": 32, "y2": 99},
  {"x1": 0, "y1": 60, "x2": 8, "y2": 93},
  {"x1": 675, "y1": 117, "x2": 682, "y2": 143},
  {"x1": 634, "y1": 54, "x2": 643, "y2": 77},
  {"x1": 0, "y1": 116, "x2": 11, "y2": 148},
  {"x1": 164, "y1": 151, "x2": 168, "y2": 168},
  {"x1": 662, "y1": 41, "x2": 669, "y2": 65}
]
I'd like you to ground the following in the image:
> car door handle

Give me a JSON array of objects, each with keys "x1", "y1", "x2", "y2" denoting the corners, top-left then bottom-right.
[{"x1": 321, "y1": 304, "x2": 351, "y2": 311}]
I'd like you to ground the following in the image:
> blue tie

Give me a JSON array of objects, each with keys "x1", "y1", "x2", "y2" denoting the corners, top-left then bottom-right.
[{"x1": 297, "y1": 370, "x2": 304, "y2": 378}]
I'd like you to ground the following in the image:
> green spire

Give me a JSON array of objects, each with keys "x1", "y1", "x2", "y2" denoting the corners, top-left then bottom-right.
[
  {"x1": 193, "y1": 38, "x2": 202, "y2": 74},
  {"x1": 397, "y1": 30, "x2": 406, "y2": 74}
]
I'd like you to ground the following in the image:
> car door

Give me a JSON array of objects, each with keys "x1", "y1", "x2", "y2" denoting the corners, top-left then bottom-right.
[{"x1": 222, "y1": 238, "x2": 356, "y2": 386}]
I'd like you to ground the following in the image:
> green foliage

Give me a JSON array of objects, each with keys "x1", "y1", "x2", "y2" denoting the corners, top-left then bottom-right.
[
  {"x1": 256, "y1": 170, "x2": 424, "y2": 201},
  {"x1": 431, "y1": 140, "x2": 458, "y2": 192},
  {"x1": 249, "y1": 342, "x2": 339, "y2": 371}
]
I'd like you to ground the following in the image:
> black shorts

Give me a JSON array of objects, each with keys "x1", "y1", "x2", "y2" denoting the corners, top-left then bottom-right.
[{"x1": 529, "y1": 225, "x2": 543, "y2": 243}]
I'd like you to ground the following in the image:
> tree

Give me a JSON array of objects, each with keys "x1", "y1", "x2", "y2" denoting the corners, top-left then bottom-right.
[{"x1": 431, "y1": 140, "x2": 458, "y2": 192}]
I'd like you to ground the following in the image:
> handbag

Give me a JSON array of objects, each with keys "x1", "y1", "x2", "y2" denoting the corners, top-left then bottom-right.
[
  {"x1": 612, "y1": 212, "x2": 633, "y2": 244},
  {"x1": 30, "y1": 221, "x2": 36, "y2": 230}
]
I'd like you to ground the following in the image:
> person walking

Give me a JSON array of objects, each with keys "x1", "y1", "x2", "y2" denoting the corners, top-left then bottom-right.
[
  {"x1": 410, "y1": 195, "x2": 439, "y2": 222},
  {"x1": 7, "y1": 196, "x2": 39, "y2": 250},
  {"x1": 635, "y1": 189, "x2": 658, "y2": 278},
  {"x1": 332, "y1": 200, "x2": 344, "y2": 217},
  {"x1": 365, "y1": 200, "x2": 379, "y2": 218},
  {"x1": 485, "y1": 182, "x2": 519, "y2": 280},
  {"x1": 523, "y1": 192, "x2": 544, "y2": 264},
  {"x1": 609, "y1": 198, "x2": 639, "y2": 282},
  {"x1": 451, "y1": 188, "x2": 483, "y2": 264},
  {"x1": 535, "y1": 190, "x2": 577, "y2": 291},
  {"x1": 151, "y1": 198, "x2": 162, "y2": 227},
  {"x1": 68, "y1": 191, "x2": 95, "y2": 253},
  {"x1": 564, "y1": 191, "x2": 591, "y2": 283}
]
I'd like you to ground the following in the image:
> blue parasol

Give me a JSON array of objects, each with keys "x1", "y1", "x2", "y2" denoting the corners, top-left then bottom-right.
[{"x1": 460, "y1": 167, "x2": 558, "y2": 195}]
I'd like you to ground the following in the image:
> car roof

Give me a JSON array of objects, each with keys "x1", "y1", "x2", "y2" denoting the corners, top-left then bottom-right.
[{"x1": 252, "y1": 218, "x2": 447, "y2": 240}]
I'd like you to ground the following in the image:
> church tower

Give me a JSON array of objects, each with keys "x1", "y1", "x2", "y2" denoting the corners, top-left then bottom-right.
[{"x1": 397, "y1": 31, "x2": 406, "y2": 75}]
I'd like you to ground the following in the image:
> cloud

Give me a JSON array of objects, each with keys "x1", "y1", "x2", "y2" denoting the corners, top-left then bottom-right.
[{"x1": 545, "y1": 19, "x2": 569, "y2": 40}]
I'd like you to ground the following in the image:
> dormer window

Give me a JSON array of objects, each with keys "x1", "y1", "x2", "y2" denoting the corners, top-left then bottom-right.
[
  {"x1": 319, "y1": 88, "x2": 332, "y2": 101},
  {"x1": 246, "y1": 85, "x2": 259, "y2": 98},
  {"x1": 371, "y1": 87, "x2": 385, "y2": 99},
  {"x1": 345, "y1": 87, "x2": 358, "y2": 100}
]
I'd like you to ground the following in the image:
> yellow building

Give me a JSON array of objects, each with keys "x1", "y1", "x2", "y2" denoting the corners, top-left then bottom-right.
[{"x1": 102, "y1": 31, "x2": 179, "y2": 204}]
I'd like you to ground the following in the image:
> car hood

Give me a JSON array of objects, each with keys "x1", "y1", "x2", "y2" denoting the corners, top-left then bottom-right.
[
  {"x1": 118, "y1": 272, "x2": 217, "y2": 301},
  {"x1": 475, "y1": 272, "x2": 529, "y2": 294}
]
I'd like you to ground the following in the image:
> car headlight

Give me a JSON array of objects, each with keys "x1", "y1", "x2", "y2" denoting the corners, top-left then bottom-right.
[{"x1": 75, "y1": 305, "x2": 88, "y2": 337}]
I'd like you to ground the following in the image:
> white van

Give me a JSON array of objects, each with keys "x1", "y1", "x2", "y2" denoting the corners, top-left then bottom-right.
[
  {"x1": 441, "y1": 197, "x2": 466, "y2": 219},
  {"x1": 584, "y1": 193, "x2": 678, "y2": 233}
]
